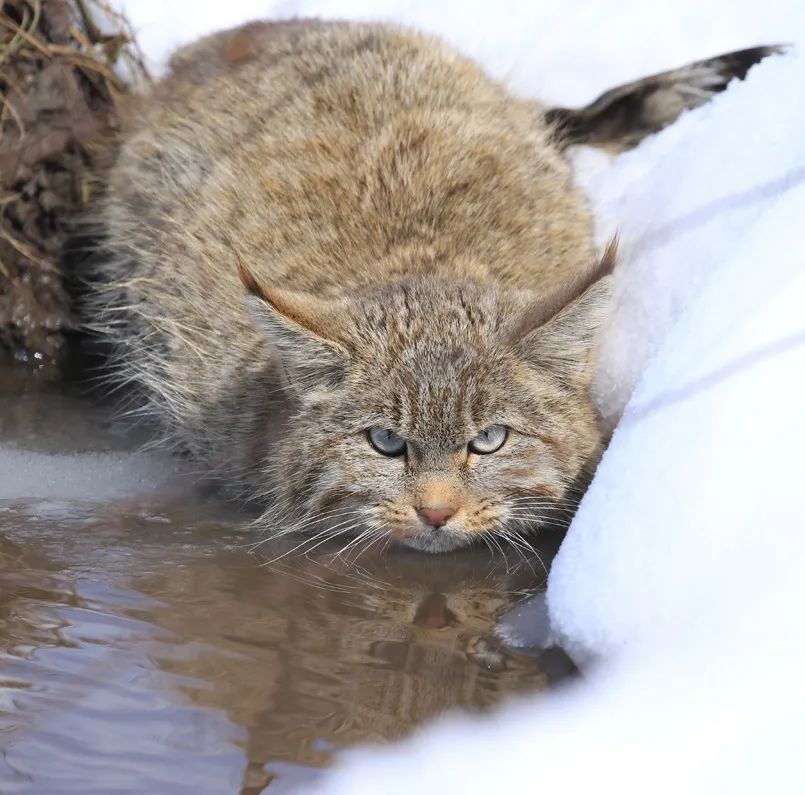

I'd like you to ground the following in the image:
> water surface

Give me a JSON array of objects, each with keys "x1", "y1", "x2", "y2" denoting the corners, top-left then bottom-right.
[{"x1": 0, "y1": 368, "x2": 573, "y2": 793}]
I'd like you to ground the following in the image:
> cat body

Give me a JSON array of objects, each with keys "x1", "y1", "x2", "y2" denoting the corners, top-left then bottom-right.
[{"x1": 91, "y1": 20, "x2": 772, "y2": 552}]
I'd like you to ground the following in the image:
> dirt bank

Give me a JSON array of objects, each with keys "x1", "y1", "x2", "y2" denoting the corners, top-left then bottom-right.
[{"x1": 0, "y1": 0, "x2": 143, "y2": 369}]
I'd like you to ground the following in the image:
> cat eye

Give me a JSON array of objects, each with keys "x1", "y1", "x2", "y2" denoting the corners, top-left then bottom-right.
[
  {"x1": 368, "y1": 426, "x2": 406, "y2": 457},
  {"x1": 468, "y1": 425, "x2": 508, "y2": 455}
]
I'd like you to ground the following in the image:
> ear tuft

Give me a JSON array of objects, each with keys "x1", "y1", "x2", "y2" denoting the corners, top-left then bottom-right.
[
  {"x1": 512, "y1": 235, "x2": 618, "y2": 383},
  {"x1": 510, "y1": 235, "x2": 618, "y2": 340},
  {"x1": 598, "y1": 233, "x2": 619, "y2": 278},
  {"x1": 546, "y1": 233, "x2": 618, "y2": 319}
]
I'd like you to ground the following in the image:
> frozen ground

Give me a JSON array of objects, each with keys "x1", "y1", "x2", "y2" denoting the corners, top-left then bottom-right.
[{"x1": 98, "y1": 0, "x2": 805, "y2": 791}]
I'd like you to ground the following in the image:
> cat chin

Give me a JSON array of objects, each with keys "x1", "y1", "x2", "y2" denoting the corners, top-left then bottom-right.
[{"x1": 397, "y1": 528, "x2": 476, "y2": 554}]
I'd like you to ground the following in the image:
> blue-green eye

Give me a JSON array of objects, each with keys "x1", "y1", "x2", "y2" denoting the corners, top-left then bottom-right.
[
  {"x1": 368, "y1": 426, "x2": 406, "y2": 457},
  {"x1": 468, "y1": 425, "x2": 508, "y2": 455}
]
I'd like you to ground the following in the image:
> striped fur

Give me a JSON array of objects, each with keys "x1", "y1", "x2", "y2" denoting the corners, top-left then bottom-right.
[{"x1": 88, "y1": 20, "x2": 610, "y2": 552}]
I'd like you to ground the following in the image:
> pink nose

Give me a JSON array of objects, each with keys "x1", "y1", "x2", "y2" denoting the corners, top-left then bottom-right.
[{"x1": 417, "y1": 505, "x2": 455, "y2": 529}]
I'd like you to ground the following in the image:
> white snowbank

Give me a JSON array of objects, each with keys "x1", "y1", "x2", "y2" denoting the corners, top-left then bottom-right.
[
  {"x1": 111, "y1": 2, "x2": 805, "y2": 792},
  {"x1": 550, "y1": 51, "x2": 805, "y2": 651}
]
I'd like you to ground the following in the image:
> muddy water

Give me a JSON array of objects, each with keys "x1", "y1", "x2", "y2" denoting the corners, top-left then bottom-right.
[{"x1": 0, "y1": 368, "x2": 573, "y2": 794}]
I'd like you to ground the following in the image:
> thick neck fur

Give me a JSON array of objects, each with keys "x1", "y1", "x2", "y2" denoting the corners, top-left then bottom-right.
[{"x1": 92, "y1": 20, "x2": 608, "y2": 552}]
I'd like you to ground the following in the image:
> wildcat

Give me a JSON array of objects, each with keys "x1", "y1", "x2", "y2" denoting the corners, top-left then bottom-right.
[{"x1": 88, "y1": 19, "x2": 775, "y2": 552}]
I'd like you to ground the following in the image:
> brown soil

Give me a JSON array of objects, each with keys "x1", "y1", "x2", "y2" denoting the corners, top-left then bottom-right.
[{"x1": 0, "y1": 0, "x2": 144, "y2": 369}]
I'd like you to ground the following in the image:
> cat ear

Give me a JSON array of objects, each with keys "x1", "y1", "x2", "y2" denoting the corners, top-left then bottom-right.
[
  {"x1": 238, "y1": 264, "x2": 350, "y2": 390},
  {"x1": 512, "y1": 236, "x2": 618, "y2": 382}
]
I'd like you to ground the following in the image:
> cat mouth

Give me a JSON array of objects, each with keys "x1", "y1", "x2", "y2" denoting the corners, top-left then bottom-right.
[{"x1": 396, "y1": 524, "x2": 477, "y2": 553}]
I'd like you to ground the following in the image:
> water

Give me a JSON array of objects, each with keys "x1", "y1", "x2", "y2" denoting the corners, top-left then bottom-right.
[{"x1": 0, "y1": 367, "x2": 574, "y2": 793}]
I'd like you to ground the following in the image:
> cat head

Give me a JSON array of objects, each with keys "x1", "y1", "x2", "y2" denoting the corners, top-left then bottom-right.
[{"x1": 240, "y1": 241, "x2": 615, "y2": 553}]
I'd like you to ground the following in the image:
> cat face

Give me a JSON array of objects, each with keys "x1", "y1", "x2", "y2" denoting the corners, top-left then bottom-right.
[{"x1": 241, "y1": 249, "x2": 613, "y2": 553}]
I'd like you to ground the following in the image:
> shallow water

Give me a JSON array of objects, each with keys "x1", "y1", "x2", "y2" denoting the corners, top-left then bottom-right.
[{"x1": 0, "y1": 368, "x2": 574, "y2": 793}]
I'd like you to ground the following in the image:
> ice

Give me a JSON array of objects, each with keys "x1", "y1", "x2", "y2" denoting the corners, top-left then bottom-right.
[
  {"x1": 0, "y1": 389, "x2": 183, "y2": 505},
  {"x1": 0, "y1": 389, "x2": 183, "y2": 504},
  {"x1": 92, "y1": 1, "x2": 805, "y2": 791},
  {"x1": 0, "y1": 447, "x2": 180, "y2": 502}
]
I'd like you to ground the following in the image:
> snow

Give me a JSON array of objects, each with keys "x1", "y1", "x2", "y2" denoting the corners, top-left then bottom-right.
[{"x1": 108, "y1": 1, "x2": 805, "y2": 792}]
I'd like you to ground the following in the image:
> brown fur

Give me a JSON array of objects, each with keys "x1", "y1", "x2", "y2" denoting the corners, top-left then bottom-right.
[{"x1": 90, "y1": 19, "x2": 615, "y2": 553}]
